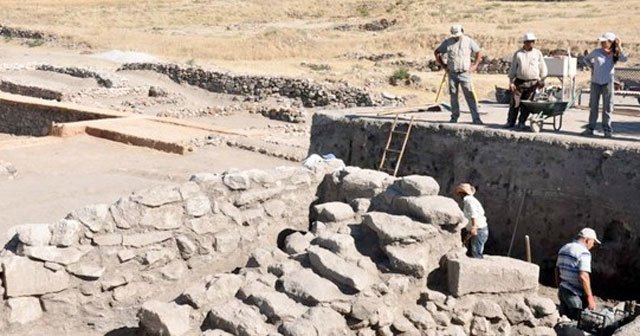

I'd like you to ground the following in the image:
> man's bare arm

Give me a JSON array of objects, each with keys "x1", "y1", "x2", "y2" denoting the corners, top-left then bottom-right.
[{"x1": 579, "y1": 271, "x2": 596, "y2": 310}]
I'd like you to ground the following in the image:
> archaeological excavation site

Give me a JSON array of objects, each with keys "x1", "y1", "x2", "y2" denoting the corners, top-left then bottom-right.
[{"x1": 0, "y1": 2, "x2": 640, "y2": 335}]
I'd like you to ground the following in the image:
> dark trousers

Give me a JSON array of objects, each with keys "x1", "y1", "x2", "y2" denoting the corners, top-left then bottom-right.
[
  {"x1": 558, "y1": 286, "x2": 587, "y2": 320},
  {"x1": 507, "y1": 79, "x2": 538, "y2": 126}
]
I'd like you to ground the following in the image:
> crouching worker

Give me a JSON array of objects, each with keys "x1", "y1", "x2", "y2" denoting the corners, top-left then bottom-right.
[
  {"x1": 556, "y1": 228, "x2": 600, "y2": 320},
  {"x1": 455, "y1": 183, "x2": 488, "y2": 258}
]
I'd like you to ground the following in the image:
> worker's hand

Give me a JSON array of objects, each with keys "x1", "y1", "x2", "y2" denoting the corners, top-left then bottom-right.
[
  {"x1": 537, "y1": 81, "x2": 545, "y2": 89},
  {"x1": 509, "y1": 83, "x2": 517, "y2": 92},
  {"x1": 615, "y1": 38, "x2": 622, "y2": 48},
  {"x1": 470, "y1": 227, "x2": 478, "y2": 236},
  {"x1": 469, "y1": 64, "x2": 478, "y2": 73},
  {"x1": 587, "y1": 294, "x2": 596, "y2": 310}
]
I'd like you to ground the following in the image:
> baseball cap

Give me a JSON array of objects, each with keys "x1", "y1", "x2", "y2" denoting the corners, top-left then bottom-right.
[
  {"x1": 579, "y1": 228, "x2": 601, "y2": 244},
  {"x1": 450, "y1": 25, "x2": 464, "y2": 37},
  {"x1": 521, "y1": 32, "x2": 537, "y2": 42},
  {"x1": 598, "y1": 32, "x2": 616, "y2": 42}
]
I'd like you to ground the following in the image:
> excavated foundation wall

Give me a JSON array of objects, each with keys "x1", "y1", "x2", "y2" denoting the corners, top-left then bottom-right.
[
  {"x1": 310, "y1": 111, "x2": 640, "y2": 299},
  {"x1": 0, "y1": 94, "x2": 116, "y2": 136}
]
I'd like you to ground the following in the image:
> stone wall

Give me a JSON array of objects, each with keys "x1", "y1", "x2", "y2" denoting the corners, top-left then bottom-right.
[
  {"x1": 309, "y1": 111, "x2": 640, "y2": 298},
  {"x1": 0, "y1": 80, "x2": 63, "y2": 101},
  {"x1": 117, "y1": 63, "x2": 395, "y2": 108},
  {"x1": 0, "y1": 94, "x2": 116, "y2": 136},
  {"x1": 0, "y1": 165, "x2": 327, "y2": 333}
]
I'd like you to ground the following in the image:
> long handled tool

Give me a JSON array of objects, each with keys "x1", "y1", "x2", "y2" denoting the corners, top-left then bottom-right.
[
  {"x1": 507, "y1": 190, "x2": 527, "y2": 257},
  {"x1": 376, "y1": 71, "x2": 450, "y2": 116}
]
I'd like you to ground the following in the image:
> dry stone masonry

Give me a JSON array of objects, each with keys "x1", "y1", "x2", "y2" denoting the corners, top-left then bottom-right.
[
  {"x1": 2, "y1": 162, "x2": 634, "y2": 335},
  {"x1": 117, "y1": 63, "x2": 400, "y2": 108}
]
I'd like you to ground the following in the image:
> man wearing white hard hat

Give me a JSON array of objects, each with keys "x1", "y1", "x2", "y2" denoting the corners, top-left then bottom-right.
[
  {"x1": 506, "y1": 33, "x2": 548, "y2": 129},
  {"x1": 583, "y1": 32, "x2": 628, "y2": 138},
  {"x1": 434, "y1": 24, "x2": 484, "y2": 124},
  {"x1": 556, "y1": 228, "x2": 601, "y2": 320}
]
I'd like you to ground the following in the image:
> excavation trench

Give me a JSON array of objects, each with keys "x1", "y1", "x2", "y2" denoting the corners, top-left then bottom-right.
[{"x1": 310, "y1": 110, "x2": 640, "y2": 301}]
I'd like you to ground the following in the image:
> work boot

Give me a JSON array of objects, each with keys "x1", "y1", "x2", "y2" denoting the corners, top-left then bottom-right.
[
  {"x1": 581, "y1": 129, "x2": 594, "y2": 137},
  {"x1": 503, "y1": 123, "x2": 515, "y2": 129},
  {"x1": 516, "y1": 122, "x2": 527, "y2": 130},
  {"x1": 604, "y1": 131, "x2": 613, "y2": 138},
  {"x1": 473, "y1": 120, "x2": 484, "y2": 125},
  {"x1": 449, "y1": 117, "x2": 458, "y2": 123}
]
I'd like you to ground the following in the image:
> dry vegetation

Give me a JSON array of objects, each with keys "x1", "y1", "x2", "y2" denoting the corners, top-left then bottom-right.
[{"x1": 0, "y1": 0, "x2": 638, "y2": 101}]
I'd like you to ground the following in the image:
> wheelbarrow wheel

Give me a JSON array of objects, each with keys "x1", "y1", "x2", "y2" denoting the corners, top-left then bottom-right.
[{"x1": 530, "y1": 119, "x2": 542, "y2": 133}]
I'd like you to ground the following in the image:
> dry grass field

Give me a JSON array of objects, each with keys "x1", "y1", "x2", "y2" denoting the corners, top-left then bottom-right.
[{"x1": 1, "y1": 0, "x2": 639, "y2": 101}]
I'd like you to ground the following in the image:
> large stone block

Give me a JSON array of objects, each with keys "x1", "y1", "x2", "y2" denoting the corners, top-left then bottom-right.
[
  {"x1": 68, "y1": 204, "x2": 110, "y2": 233},
  {"x1": 313, "y1": 202, "x2": 355, "y2": 222},
  {"x1": 49, "y1": 219, "x2": 82, "y2": 247},
  {"x1": 307, "y1": 246, "x2": 378, "y2": 291},
  {"x1": 140, "y1": 205, "x2": 184, "y2": 230},
  {"x1": 280, "y1": 306, "x2": 350, "y2": 336},
  {"x1": 393, "y1": 175, "x2": 440, "y2": 197},
  {"x1": 447, "y1": 256, "x2": 539, "y2": 297},
  {"x1": 363, "y1": 212, "x2": 438, "y2": 245},
  {"x1": 393, "y1": 196, "x2": 464, "y2": 228},
  {"x1": 204, "y1": 299, "x2": 272, "y2": 336},
  {"x1": 279, "y1": 268, "x2": 346, "y2": 306},
  {"x1": 12, "y1": 223, "x2": 52, "y2": 246},
  {"x1": 22, "y1": 245, "x2": 92, "y2": 265},
  {"x1": 131, "y1": 185, "x2": 182, "y2": 207},
  {"x1": 340, "y1": 168, "x2": 395, "y2": 201},
  {"x1": 3, "y1": 256, "x2": 70, "y2": 297},
  {"x1": 7, "y1": 297, "x2": 42, "y2": 324},
  {"x1": 138, "y1": 300, "x2": 191, "y2": 336}
]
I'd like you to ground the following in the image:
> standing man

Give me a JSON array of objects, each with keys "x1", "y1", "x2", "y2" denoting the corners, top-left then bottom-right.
[
  {"x1": 455, "y1": 183, "x2": 488, "y2": 258},
  {"x1": 435, "y1": 24, "x2": 484, "y2": 124},
  {"x1": 556, "y1": 228, "x2": 600, "y2": 320},
  {"x1": 583, "y1": 32, "x2": 628, "y2": 138},
  {"x1": 506, "y1": 32, "x2": 548, "y2": 129}
]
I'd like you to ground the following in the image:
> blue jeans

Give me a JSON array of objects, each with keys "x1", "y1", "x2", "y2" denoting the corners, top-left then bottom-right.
[
  {"x1": 588, "y1": 81, "x2": 614, "y2": 133},
  {"x1": 558, "y1": 285, "x2": 586, "y2": 320},
  {"x1": 449, "y1": 71, "x2": 481, "y2": 122},
  {"x1": 470, "y1": 227, "x2": 488, "y2": 258}
]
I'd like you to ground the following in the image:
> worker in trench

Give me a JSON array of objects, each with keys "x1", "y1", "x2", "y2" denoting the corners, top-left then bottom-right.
[
  {"x1": 556, "y1": 228, "x2": 601, "y2": 320},
  {"x1": 505, "y1": 32, "x2": 548, "y2": 130},
  {"x1": 454, "y1": 183, "x2": 488, "y2": 258},
  {"x1": 434, "y1": 24, "x2": 484, "y2": 125}
]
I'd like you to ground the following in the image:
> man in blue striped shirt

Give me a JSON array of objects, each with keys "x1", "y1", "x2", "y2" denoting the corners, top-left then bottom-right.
[{"x1": 556, "y1": 228, "x2": 601, "y2": 320}]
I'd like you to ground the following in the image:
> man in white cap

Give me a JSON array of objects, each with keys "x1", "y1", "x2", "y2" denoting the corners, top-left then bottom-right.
[
  {"x1": 506, "y1": 32, "x2": 548, "y2": 129},
  {"x1": 455, "y1": 183, "x2": 488, "y2": 258},
  {"x1": 434, "y1": 24, "x2": 484, "y2": 124},
  {"x1": 583, "y1": 32, "x2": 628, "y2": 138},
  {"x1": 555, "y1": 228, "x2": 601, "y2": 320}
]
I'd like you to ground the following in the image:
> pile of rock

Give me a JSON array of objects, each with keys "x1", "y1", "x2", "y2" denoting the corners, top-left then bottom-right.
[
  {"x1": 383, "y1": 57, "x2": 511, "y2": 74},
  {"x1": 131, "y1": 168, "x2": 557, "y2": 336},
  {"x1": 36, "y1": 64, "x2": 122, "y2": 88},
  {"x1": 0, "y1": 165, "x2": 334, "y2": 333},
  {"x1": 342, "y1": 52, "x2": 406, "y2": 62},
  {"x1": 250, "y1": 105, "x2": 306, "y2": 124},
  {"x1": 117, "y1": 63, "x2": 389, "y2": 108},
  {"x1": 0, "y1": 160, "x2": 17, "y2": 179}
]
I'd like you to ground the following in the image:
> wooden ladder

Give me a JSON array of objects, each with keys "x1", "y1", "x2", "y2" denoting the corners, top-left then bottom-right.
[{"x1": 378, "y1": 114, "x2": 415, "y2": 177}]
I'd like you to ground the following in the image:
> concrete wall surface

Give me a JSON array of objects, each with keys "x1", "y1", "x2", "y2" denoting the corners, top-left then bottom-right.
[{"x1": 310, "y1": 111, "x2": 640, "y2": 298}]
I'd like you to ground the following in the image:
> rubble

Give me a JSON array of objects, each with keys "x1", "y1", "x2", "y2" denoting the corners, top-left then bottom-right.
[{"x1": 0, "y1": 165, "x2": 565, "y2": 335}]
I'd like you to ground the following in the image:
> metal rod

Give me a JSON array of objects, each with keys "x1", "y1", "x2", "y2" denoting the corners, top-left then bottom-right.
[
  {"x1": 507, "y1": 191, "x2": 527, "y2": 257},
  {"x1": 525, "y1": 235, "x2": 531, "y2": 263}
]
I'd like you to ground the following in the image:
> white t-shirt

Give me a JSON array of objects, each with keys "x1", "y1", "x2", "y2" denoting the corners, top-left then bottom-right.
[{"x1": 463, "y1": 195, "x2": 488, "y2": 230}]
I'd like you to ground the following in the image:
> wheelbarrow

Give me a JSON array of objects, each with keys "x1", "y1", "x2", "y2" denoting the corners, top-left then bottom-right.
[{"x1": 520, "y1": 100, "x2": 569, "y2": 133}]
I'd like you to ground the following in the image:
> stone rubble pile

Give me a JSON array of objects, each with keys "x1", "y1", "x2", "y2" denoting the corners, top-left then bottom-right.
[
  {"x1": 0, "y1": 165, "x2": 338, "y2": 334},
  {"x1": 36, "y1": 64, "x2": 123, "y2": 88},
  {"x1": 117, "y1": 63, "x2": 397, "y2": 108},
  {"x1": 4, "y1": 163, "x2": 628, "y2": 335}
]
